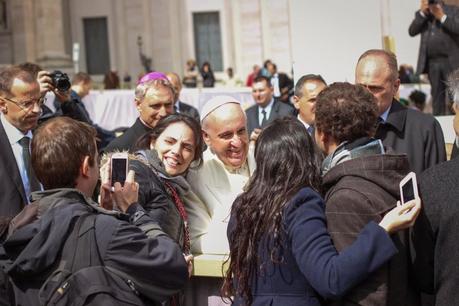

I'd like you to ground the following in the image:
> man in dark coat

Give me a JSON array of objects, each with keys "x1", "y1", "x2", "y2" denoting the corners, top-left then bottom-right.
[
  {"x1": 408, "y1": 0, "x2": 459, "y2": 115},
  {"x1": 104, "y1": 72, "x2": 175, "y2": 153},
  {"x1": 410, "y1": 67, "x2": 459, "y2": 304},
  {"x1": 246, "y1": 75, "x2": 295, "y2": 139},
  {"x1": 315, "y1": 82, "x2": 420, "y2": 306},
  {"x1": 166, "y1": 72, "x2": 200, "y2": 123},
  {"x1": 355, "y1": 49, "x2": 446, "y2": 176},
  {"x1": 412, "y1": 153, "x2": 459, "y2": 306},
  {"x1": 1, "y1": 117, "x2": 189, "y2": 305}
]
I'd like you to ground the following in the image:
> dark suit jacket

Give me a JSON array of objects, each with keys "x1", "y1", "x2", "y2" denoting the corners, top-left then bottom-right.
[
  {"x1": 178, "y1": 101, "x2": 200, "y2": 123},
  {"x1": 103, "y1": 118, "x2": 152, "y2": 153},
  {"x1": 409, "y1": 5, "x2": 459, "y2": 74},
  {"x1": 229, "y1": 188, "x2": 398, "y2": 306},
  {"x1": 245, "y1": 99, "x2": 296, "y2": 135},
  {"x1": 413, "y1": 157, "x2": 459, "y2": 306},
  {"x1": 0, "y1": 120, "x2": 26, "y2": 218},
  {"x1": 375, "y1": 100, "x2": 446, "y2": 175}
]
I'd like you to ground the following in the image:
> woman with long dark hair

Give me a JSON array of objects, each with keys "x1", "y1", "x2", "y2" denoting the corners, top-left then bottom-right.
[{"x1": 222, "y1": 118, "x2": 420, "y2": 306}]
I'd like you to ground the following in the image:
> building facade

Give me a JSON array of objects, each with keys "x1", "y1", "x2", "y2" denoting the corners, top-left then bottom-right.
[{"x1": 0, "y1": 0, "x2": 293, "y2": 82}]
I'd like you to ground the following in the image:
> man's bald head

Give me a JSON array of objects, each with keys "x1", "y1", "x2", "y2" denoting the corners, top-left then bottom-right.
[{"x1": 355, "y1": 49, "x2": 400, "y2": 115}]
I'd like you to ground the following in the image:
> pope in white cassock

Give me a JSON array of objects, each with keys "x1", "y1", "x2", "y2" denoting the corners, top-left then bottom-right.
[{"x1": 184, "y1": 96, "x2": 255, "y2": 254}]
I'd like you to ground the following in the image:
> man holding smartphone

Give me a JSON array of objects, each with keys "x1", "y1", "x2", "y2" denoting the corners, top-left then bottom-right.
[
  {"x1": 409, "y1": 0, "x2": 459, "y2": 115},
  {"x1": 1, "y1": 117, "x2": 188, "y2": 305}
]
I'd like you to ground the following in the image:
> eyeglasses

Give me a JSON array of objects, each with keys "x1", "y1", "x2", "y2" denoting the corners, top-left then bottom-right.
[{"x1": 2, "y1": 96, "x2": 46, "y2": 112}]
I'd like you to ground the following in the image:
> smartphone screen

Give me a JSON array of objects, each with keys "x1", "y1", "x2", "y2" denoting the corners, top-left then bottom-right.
[
  {"x1": 402, "y1": 178, "x2": 415, "y2": 203},
  {"x1": 111, "y1": 158, "x2": 127, "y2": 186}
]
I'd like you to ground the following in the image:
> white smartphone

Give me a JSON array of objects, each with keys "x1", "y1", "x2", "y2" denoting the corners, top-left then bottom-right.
[
  {"x1": 110, "y1": 152, "x2": 128, "y2": 187},
  {"x1": 399, "y1": 172, "x2": 419, "y2": 205}
]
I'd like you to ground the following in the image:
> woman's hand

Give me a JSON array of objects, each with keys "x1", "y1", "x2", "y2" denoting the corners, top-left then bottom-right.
[{"x1": 379, "y1": 198, "x2": 421, "y2": 234}]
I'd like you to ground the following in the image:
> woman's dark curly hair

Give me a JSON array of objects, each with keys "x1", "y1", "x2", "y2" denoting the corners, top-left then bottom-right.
[
  {"x1": 134, "y1": 113, "x2": 204, "y2": 169},
  {"x1": 314, "y1": 82, "x2": 378, "y2": 144},
  {"x1": 222, "y1": 117, "x2": 322, "y2": 305}
]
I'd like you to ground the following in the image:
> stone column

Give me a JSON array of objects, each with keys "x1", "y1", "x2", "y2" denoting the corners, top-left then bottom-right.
[{"x1": 34, "y1": 0, "x2": 72, "y2": 69}]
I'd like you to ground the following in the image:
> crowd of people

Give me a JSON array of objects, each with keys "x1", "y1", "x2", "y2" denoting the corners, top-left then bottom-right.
[{"x1": 1, "y1": 4, "x2": 459, "y2": 304}]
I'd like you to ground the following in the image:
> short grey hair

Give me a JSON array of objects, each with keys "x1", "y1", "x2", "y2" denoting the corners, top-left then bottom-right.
[
  {"x1": 448, "y1": 68, "x2": 459, "y2": 107},
  {"x1": 294, "y1": 74, "x2": 327, "y2": 97},
  {"x1": 134, "y1": 78, "x2": 175, "y2": 101}
]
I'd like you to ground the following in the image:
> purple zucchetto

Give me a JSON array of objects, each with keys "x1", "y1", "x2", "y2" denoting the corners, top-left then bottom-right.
[{"x1": 137, "y1": 72, "x2": 168, "y2": 85}]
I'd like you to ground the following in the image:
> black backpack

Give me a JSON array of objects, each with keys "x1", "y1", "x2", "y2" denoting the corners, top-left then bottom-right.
[{"x1": 5, "y1": 213, "x2": 151, "y2": 306}]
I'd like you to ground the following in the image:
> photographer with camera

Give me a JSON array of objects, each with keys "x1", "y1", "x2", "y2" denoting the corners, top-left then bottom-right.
[
  {"x1": 409, "y1": 0, "x2": 459, "y2": 115},
  {"x1": 37, "y1": 70, "x2": 115, "y2": 150}
]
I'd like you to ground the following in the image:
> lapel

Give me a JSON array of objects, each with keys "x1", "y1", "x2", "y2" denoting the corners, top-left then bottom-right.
[
  {"x1": 0, "y1": 120, "x2": 27, "y2": 204},
  {"x1": 383, "y1": 100, "x2": 406, "y2": 133},
  {"x1": 268, "y1": 100, "x2": 280, "y2": 122}
]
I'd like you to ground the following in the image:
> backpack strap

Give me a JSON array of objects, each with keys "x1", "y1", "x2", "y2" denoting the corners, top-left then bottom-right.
[
  {"x1": 68, "y1": 214, "x2": 102, "y2": 273},
  {"x1": 59, "y1": 213, "x2": 102, "y2": 274}
]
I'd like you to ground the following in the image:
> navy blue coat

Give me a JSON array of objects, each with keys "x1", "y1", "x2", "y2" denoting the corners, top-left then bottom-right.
[{"x1": 228, "y1": 188, "x2": 397, "y2": 306}]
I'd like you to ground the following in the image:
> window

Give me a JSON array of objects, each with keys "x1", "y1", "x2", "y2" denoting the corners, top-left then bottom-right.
[
  {"x1": 193, "y1": 12, "x2": 223, "y2": 72},
  {"x1": 83, "y1": 17, "x2": 110, "y2": 75}
]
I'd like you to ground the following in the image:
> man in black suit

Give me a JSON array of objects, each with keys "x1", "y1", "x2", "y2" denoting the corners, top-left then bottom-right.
[
  {"x1": 355, "y1": 49, "x2": 446, "y2": 175},
  {"x1": 292, "y1": 74, "x2": 327, "y2": 136},
  {"x1": 104, "y1": 72, "x2": 175, "y2": 153},
  {"x1": 166, "y1": 72, "x2": 200, "y2": 123},
  {"x1": 412, "y1": 151, "x2": 459, "y2": 306},
  {"x1": 0, "y1": 66, "x2": 42, "y2": 220},
  {"x1": 246, "y1": 76, "x2": 295, "y2": 140},
  {"x1": 410, "y1": 65, "x2": 459, "y2": 306},
  {"x1": 409, "y1": 0, "x2": 459, "y2": 115}
]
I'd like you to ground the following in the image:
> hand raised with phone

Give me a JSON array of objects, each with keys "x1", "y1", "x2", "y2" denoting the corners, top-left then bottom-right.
[
  {"x1": 100, "y1": 154, "x2": 139, "y2": 212},
  {"x1": 111, "y1": 170, "x2": 139, "y2": 212},
  {"x1": 378, "y1": 198, "x2": 421, "y2": 234}
]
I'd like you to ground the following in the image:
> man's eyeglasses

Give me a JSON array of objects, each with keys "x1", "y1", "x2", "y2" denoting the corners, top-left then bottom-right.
[{"x1": 2, "y1": 96, "x2": 46, "y2": 112}]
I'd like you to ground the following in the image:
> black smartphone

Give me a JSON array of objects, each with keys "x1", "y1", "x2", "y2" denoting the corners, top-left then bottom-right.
[{"x1": 110, "y1": 153, "x2": 128, "y2": 187}]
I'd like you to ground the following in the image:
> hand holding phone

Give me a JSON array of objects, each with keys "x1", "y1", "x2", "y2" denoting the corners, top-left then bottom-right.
[
  {"x1": 111, "y1": 152, "x2": 129, "y2": 188},
  {"x1": 399, "y1": 172, "x2": 419, "y2": 205}
]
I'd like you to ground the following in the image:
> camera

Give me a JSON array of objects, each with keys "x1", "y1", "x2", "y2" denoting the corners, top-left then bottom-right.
[{"x1": 50, "y1": 70, "x2": 71, "y2": 92}]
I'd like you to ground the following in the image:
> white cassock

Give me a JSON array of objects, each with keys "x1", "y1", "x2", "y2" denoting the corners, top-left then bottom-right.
[{"x1": 184, "y1": 147, "x2": 255, "y2": 254}]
